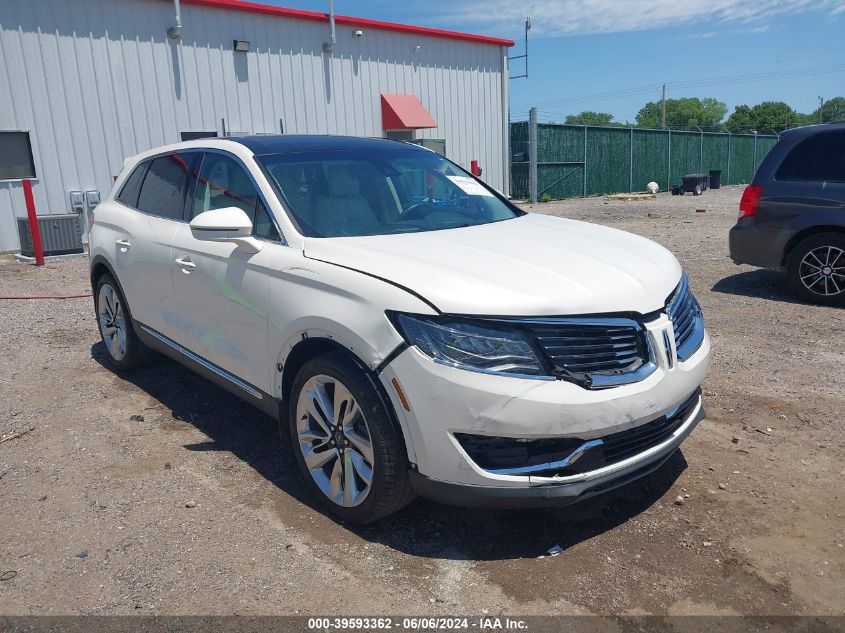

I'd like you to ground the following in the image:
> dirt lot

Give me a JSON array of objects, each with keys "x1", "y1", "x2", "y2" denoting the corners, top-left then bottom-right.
[{"x1": 0, "y1": 186, "x2": 842, "y2": 617}]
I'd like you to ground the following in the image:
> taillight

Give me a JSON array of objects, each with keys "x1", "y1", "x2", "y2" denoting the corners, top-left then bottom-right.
[{"x1": 739, "y1": 185, "x2": 763, "y2": 219}]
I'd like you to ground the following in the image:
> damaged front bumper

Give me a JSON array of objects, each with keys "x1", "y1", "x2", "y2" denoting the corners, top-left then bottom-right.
[
  {"x1": 408, "y1": 393, "x2": 704, "y2": 508},
  {"x1": 378, "y1": 325, "x2": 710, "y2": 508}
]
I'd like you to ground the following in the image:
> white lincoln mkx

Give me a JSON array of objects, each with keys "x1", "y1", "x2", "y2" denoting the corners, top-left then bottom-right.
[{"x1": 89, "y1": 135, "x2": 710, "y2": 523}]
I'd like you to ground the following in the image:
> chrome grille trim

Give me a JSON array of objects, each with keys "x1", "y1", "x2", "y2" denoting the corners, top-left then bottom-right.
[
  {"x1": 489, "y1": 316, "x2": 657, "y2": 389},
  {"x1": 666, "y1": 273, "x2": 705, "y2": 361}
]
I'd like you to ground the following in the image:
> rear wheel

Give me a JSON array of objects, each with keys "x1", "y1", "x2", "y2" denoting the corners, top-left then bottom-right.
[
  {"x1": 95, "y1": 273, "x2": 155, "y2": 369},
  {"x1": 786, "y1": 233, "x2": 845, "y2": 306},
  {"x1": 288, "y1": 352, "x2": 413, "y2": 523}
]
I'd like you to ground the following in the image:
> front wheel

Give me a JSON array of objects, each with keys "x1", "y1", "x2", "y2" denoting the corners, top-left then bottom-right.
[
  {"x1": 288, "y1": 352, "x2": 414, "y2": 523},
  {"x1": 786, "y1": 233, "x2": 845, "y2": 306}
]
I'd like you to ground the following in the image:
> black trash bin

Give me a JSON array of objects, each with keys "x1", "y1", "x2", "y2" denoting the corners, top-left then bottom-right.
[
  {"x1": 681, "y1": 173, "x2": 708, "y2": 195},
  {"x1": 709, "y1": 169, "x2": 722, "y2": 189}
]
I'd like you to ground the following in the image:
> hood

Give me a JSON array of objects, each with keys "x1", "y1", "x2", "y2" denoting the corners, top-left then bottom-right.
[{"x1": 303, "y1": 214, "x2": 682, "y2": 316}]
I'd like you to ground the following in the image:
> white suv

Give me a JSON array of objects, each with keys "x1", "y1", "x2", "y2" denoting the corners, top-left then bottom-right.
[{"x1": 89, "y1": 136, "x2": 710, "y2": 523}]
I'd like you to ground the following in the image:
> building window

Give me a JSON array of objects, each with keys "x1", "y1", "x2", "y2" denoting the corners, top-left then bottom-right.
[
  {"x1": 0, "y1": 131, "x2": 36, "y2": 180},
  {"x1": 385, "y1": 130, "x2": 415, "y2": 142},
  {"x1": 181, "y1": 131, "x2": 218, "y2": 141}
]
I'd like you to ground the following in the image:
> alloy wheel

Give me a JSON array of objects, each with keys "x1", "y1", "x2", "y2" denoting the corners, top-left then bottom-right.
[
  {"x1": 98, "y1": 284, "x2": 128, "y2": 361},
  {"x1": 799, "y1": 246, "x2": 845, "y2": 297},
  {"x1": 295, "y1": 374, "x2": 375, "y2": 507}
]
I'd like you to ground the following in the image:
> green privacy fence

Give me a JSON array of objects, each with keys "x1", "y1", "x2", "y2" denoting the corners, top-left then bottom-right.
[{"x1": 510, "y1": 123, "x2": 779, "y2": 200}]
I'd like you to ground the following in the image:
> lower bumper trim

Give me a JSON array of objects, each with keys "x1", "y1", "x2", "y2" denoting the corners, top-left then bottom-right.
[{"x1": 410, "y1": 399, "x2": 705, "y2": 509}]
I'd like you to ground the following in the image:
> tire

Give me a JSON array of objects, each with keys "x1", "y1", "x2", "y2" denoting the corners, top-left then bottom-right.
[
  {"x1": 288, "y1": 351, "x2": 414, "y2": 523},
  {"x1": 94, "y1": 272, "x2": 155, "y2": 370},
  {"x1": 693, "y1": 184, "x2": 702, "y2": 196},
  {"x1": 786, "y1": 232, "x2": 845, "y2": 307}
]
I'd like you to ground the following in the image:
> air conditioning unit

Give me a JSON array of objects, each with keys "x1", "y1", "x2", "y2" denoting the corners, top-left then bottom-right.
[{"x1": 17, "y1": 215, "x2": 83, "y2": 257}]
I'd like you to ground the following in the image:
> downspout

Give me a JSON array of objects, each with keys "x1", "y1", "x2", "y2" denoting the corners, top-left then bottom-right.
[
  {"x1": 167, "y1": 0, "x2": 182, "y2": 40},
  {"x1": 323, "y1": 0, "x2": 336, "y2": 53}
]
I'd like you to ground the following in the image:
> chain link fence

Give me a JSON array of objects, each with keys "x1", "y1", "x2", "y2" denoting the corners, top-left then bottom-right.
[{"x1": 510, "y1": 120, "x2": 779, "y2": 200}]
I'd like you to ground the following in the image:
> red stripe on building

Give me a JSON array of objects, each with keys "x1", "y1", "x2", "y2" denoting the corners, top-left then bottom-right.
[{"x1": 180, "y1": 0, "x2": 515, "y2": 47}]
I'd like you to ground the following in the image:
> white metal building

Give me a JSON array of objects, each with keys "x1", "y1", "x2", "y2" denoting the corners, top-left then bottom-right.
[{"x1": 0, "y1": 0, "x2": 513, "y2": 252}]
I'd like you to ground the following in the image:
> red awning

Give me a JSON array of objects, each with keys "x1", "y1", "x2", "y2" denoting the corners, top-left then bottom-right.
[{"x1": 381, "y1": 94, "x2": 437, "y2": 131}]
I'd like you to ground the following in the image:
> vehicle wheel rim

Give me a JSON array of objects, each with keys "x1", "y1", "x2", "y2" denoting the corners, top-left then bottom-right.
[
  {"x1": 98, "y1": 284, "x2": 127, "y2": 361},
  {"x1": 295, "y1": 374, "x2": 374, "y2": 508},
  {"x1": 799, "y1": 246, "x2": 845, "y2": 297}
]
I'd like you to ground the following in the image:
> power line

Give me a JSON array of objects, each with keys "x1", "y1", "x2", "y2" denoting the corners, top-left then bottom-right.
[{"x1": 511, "y1": 63, "x2": 845, "y2": 110}]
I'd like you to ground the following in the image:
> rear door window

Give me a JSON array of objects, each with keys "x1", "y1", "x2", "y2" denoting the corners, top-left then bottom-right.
[
  {"x1": 775, "y1": 131, "x2": 845, "y2": 182},
  {"x1": 137, "y1": 153, "x2": 197, "y2": 220}
]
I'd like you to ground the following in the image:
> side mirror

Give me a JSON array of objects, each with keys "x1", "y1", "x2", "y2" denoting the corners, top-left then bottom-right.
[{"x1": 189, "y1": 207, "x2": 262, "y2": 253}]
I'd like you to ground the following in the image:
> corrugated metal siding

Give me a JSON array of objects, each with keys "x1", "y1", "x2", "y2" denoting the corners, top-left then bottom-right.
[{"x1": 0, "y1": 0, "x2": 508, "y2": 251}]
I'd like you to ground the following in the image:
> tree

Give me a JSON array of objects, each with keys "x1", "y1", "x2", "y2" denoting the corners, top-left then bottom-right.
[
  {"x1": 726, "y1": 101, "x2": 800, "y2": 134},
  {"x1": 635, "y1": 97, "x2": 727, "y2": 130},
  {"x1": 725, "y1": 104, "x2": 755, "y2": 132},
  {"x1": 564, "y1": 111, "x2": 615, "y2": 125},
  {"x1": 815, "y1": 96, "x2": 845, "y2": 123}
]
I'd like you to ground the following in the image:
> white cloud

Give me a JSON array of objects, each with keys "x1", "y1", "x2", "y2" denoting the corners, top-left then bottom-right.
[
  {"x1": 690, "y1": 31, "x2": 719, "y2": 38},
  {"x1": 437, "y1": 0, "x2": 845, "y2": 37}
]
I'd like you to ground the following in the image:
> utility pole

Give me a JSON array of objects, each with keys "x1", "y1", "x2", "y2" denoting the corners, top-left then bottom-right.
[
  {"x1": 818, "y1": 96, "x2": 825, "y2": 123},
  {"x1": 661, "y1": 84, "x2": 667, "y2": 129},
  {"x1": 528, "y1": 107, "x2": 538, "y2": 204}
]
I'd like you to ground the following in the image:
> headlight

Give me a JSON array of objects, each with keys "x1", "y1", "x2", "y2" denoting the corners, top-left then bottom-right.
[{"x1": 392, "y1": 313, "x2": 549, "y2": 378}]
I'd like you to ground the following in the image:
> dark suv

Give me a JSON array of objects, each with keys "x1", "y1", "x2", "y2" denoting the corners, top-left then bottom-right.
[{"x1": 729, "y1": 122, "x2": 845, "y2": 306}]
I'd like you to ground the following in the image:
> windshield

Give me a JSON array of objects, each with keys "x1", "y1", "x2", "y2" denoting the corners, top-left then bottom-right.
[{"x1": 258, "y1": 148, "x2": 522, "y2": 238}]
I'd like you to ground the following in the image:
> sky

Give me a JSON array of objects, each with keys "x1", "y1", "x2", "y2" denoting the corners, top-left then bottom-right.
[{"x1": 263, "y1": 1, "x2": 845, "y2": 124}]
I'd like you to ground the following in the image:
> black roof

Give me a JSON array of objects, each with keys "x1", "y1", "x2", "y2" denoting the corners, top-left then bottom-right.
[
  {"x1": 780, "y1": 120, "x2": 845, "y2": 138},
  {"x1": 226, "y1": 134, "x2": 422, "y2": 155}
]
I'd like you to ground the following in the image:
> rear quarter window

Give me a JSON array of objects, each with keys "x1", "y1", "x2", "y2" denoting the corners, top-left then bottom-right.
[
  {"x1": 775, "y1": 130, "x2": 845, "y2": 182},
  {"x1": 116, "y1": 161, "x2": 149, "y2": 208}
]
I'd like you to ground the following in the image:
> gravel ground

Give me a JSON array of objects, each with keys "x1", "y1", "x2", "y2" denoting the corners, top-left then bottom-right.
[{"x1": 0, "y1": 185, "x2": 842, "y2": 616}]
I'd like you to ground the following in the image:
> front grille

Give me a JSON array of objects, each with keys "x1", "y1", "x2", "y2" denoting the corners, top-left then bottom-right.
[
  {"x1": 454, "y1": 390, "x2": 700, "y2": 478},
  {"x1": 522, "y1": 318, "x2": 652, "y2": 387},
  {"x1": 666, "y1": 274, "x2": 704, "y2": 361}
]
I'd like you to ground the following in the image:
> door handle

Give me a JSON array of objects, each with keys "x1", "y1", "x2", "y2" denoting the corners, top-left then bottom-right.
[
  {"x1": 115, "y1": 238, "x2": 131, "y2": 251},
  {"x1": 175, "y1": 255, "x2": 196, "y2": 273}
]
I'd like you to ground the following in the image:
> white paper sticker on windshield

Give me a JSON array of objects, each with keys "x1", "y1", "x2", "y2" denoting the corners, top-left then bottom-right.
[{"x1": 447, "y1": 175, "x2": 494, "y2": 197}]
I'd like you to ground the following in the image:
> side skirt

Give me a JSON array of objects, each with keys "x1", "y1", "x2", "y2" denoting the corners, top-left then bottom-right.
[{"x1": 135, "y1": 323, "x2": 280, "y2": 420}]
